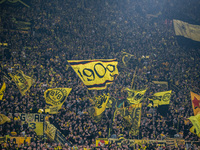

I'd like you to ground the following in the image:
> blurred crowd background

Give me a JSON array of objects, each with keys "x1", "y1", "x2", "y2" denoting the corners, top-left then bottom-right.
[{"x1": 0, "y1": 0, "x2": 200, "y2": 149}]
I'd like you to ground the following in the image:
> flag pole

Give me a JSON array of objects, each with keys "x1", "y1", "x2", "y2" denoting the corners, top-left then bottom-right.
[
  {"x1": 108, "y1": 101, "x2": 117, "y2": 138},
  {"x1": 131, "y1": 66, "x2": 137, "y2": 89}
]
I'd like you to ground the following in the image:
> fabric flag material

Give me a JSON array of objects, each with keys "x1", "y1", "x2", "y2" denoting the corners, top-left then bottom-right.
[
  {"x1": 0, "y1": 82, "x2": 6, "y2": 100},
  {"x1": 106, "y1": 97, "x2": 116, "y2": 108},
  {"x1": 19, "y1": 113, "x2": 44, "y2": 136},
  {"x1": 44, "y1": 88, "x2": 72, "y2": 113},
  {"x1": 188, "y1": 114, "x2": 200, "y2": 137},
  {"x1": 89, "y1": 93, "x2": 110, "y2": 122},
  {"x1": 9, "y1": 70, "x2": 33, "y2": 96},
  {"x1": 126, "y1": 88, "x2": 147, "y2": 104},
  {"x1": 96, "y1": 138, "x2": 109, "y2": 147},
  {"x1": 190, "y1": 126, "x2": 200, "y2": 137},
  {"x1": 0, "y1": 114, "x2": 11, "y2": 125},
  {"x1": 129, "y1": 103, "x2": 142, "y2": 136},
  {"x1": 68, "y1": 59, "x2": 118, "y2": 90},
  {"x1": 148, "y1": 90, "x2": 172, "y2": 107},
  {"x1": 115, "y1": 103, "x2": 142, "y2": 136},
  {"x1": 44, "y1": 121, "x2": 57, "y2": 140},
  {"x1": 45, "y1": 106, "x2": 60, "y2": 114},
  {"x1": 56, "y1": 129, "x2": 70, "y2": 146},
  {"x1": 44, "y1": 121, "x2": 70, "y2": 146},
  {"x1": 44, "y1": 88, "x2": 72, "y2": 106},
  {"x1": 190, "y1": 91, "x2": 200, "y2": 116},
  {"x1": 173, "y1": 19, "x2": 200, "y2": 42}
]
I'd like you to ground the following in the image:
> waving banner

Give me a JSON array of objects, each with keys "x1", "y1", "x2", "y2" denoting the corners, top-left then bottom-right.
[
  {"x1": 188, "y1": 114, "x2": 200, "y2": 137},
  {"x1": 19, "y1": 113, "x2": 44, "y2": 135},
  {"x1": 173, "y1": 19, "x2": 200, "y2": 42},
  {"x1": 44, "y1": 121, "x2": 70, "y2": 146},
  {"x1": 190, "y1": 91, "x2": 200, "y2": 116},
  {"x1": 9, "y1": 70, "x2": 33, "y2": 96},
  {"x1": 44, "y1": 121, "x2": 57, "y2": 140},
  {"x1": 89, "y1": 93, "x2": 110, "y2": 122},
  {"x1": 128, "y1": 103, "x2": 142, "y2": 136},
  {"x1": 68, "y1": 59, "x2": 118, "y2": 90},
  {"x1": 44, "y1": 88, "x2": 72, "y2": 113},
  {"x1": 115, "y1": 103, "x2": 142, "y2": 136},
  {"x1": 148, "y1": 90, "x2": 172, "y2": 107},
  {"x1": 0, "y1": 82, "x2": 6, "y2": 100},
  {"x1": 96, "y1": 138, "x2": 109, "y2": 147},
  {"x1": 126, "y1": 88, "x2": 147, "y2": 104}
]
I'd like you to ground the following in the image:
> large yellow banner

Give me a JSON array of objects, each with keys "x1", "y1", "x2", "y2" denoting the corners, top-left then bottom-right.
[
  {"x1": 68, "y1": 59, "x2": 118, "y2": 90},
  {"x1": 19, "y1": 113, "x2": 44, "y2": 136},
  {"x1": 190, "y1": 91, "x2": 200, "y2": 116},
  {"x1": 188, "y1": 114, "x2": 200, "y2": 137},
  {"x1": 126, "y1": 88, "x2": 147, "y2": 104},
  {"x1": 9, "y1": 70, "x2": 33, "y2": 96},
  {"x1": 148, "y1": 90, "x2": 172, "y2": 107},
  {"x1": 173, "y1": 19, "x2": 200, "y2": 42},
  {"x1": 44, "y1": 88, "x2": 72, "y2": 110},
  {"x1": 0, "y1": 82, "x2": 6, "y2": 100}
]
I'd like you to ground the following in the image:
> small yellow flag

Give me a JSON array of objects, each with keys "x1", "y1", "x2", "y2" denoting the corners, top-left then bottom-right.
[
  {"x1": 0, "y1": 82, "x2": 6, "y2": 100},
  {"x1": 188, "y1": 114, "x2": 200, "y2": 137},
  {"x1": 0, "y1": 114, "x2": 11, "y2": 125}
]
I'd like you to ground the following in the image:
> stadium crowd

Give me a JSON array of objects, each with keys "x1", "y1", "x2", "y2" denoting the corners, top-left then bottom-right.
[{"x1": 0, "y1": 0, "x2": 200, "y2": 149}]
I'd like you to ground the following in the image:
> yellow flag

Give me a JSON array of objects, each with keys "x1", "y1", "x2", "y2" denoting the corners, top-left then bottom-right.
[
  {"x1": 129, "y1": 103, "x2": 142, "y2": 136},
  {"x1": 93, "y1": 93, "x2": 110, "y2": 116},
  {"x1": 89, "y1": 93, "x2": 110, "y2": 122},
  {"x1": 0, "y1": 82, "x2": 6, "y2": 100},
  {"x1": 173, "y1": 19, "x2": 200, "y2": 42},
  {"x1": 148, "y1": 90, "x2": 172, "y2": 107},
  {"x1": 190, "y1": 91, "x2": 200, "y2": 116},
  {"x1": 44, "y1": 88, "x2": 72, "y2": 108},
  {"x1": 44, "y1": 121, "x2": 57, "y2": 140},
  {"x1": 0, "y1": 114, "x2": 11, "y2": 125},
  {"x1": 68, "y1": 59, "x2": 118, "y2": 90},
  {"x1": 188, "y1": 114, "x2": 200, "y2": 137},
  {"x1": 19, "y1": 113, "x2": 44, "y2": 136},
  {"x1": 126, "y1": 88, "x2": 147, "y2": 104},
  {"x1": 9, "y1": 70, "x2": 33, "y2": 96},
  {"x1": 96, "y1": 138, "x2": 109, "y2": 147}
]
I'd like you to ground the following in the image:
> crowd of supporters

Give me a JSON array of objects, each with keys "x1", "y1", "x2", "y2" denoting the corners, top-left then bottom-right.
[{"x1": 0, "y1": 0, "x2": 200, "y2": 149}]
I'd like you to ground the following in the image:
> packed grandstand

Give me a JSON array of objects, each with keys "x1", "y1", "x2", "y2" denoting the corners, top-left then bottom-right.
[{"x1": 0, "y1": 0, "x2": 200, "y2": 149}]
